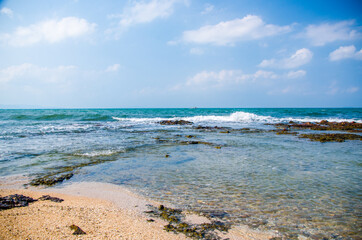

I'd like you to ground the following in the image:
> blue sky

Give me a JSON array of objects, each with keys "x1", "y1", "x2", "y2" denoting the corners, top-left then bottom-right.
[{"x1": 0, "y1": 0, "x2": 361, "y2": 108}]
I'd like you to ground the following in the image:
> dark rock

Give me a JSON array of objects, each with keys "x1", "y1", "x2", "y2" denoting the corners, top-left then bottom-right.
[
  {"x1": 179, "y1": 140, "x2": 213, "y2": 146},
  {"x1": 38, "y1": 195, "x2": 64, "y2": 203},
  {"x1": 194, "y1": 125, "x2": 225, "y2": 130},
  {"x1": 273, "y1": 129, "x2": 298, "y2": 135},
  {"x1": 147, "y1": 219, "x2": 155, "y2": 222},
  {"x1": 70, "y1": 224, "x2": 86, "y2": 235},
  {"x1": 0, "y1": 194, "x2": 37, "y2": 210},
  {"x1": 186, "y1": 135, "x2": 196, "y2": 138},
  {"x1": 272, "y1": 120, "x2": 362, "y2": 132},
  {"x1": 159, "y1": 120, "x2": 193, "y2": 125}
]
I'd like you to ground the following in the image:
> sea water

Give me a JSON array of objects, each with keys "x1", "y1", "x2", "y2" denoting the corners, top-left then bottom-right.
[{"x1": 0, "y1": 108, "x2": 361, "y2": 238}]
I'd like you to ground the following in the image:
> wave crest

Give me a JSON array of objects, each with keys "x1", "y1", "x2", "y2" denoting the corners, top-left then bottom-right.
[{"x1": 112, "y1": 111, "x2": 362, "y2": 125}]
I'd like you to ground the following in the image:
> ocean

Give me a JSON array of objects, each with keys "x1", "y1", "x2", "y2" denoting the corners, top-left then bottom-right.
[{"x1": 0, "y1": 108, "x2": 361, "y2": 239}]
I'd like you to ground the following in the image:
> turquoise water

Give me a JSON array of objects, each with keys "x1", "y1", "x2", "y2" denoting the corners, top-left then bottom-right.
[{"x1": 0, "y1": 108, "x2": 361, "y2": 239}]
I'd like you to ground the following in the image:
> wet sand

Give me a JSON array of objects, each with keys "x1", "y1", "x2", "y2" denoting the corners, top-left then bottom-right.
[{"x1": 0, "y1": 180, "x2": 278, "y2": 239}]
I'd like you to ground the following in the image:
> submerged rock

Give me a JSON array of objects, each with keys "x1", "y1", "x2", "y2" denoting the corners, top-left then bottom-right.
[
  {"x1": 0, "y1": 194, "x2": 37, "y2": 210},
  {"x1": 272, "y1": 129, "x2": 298, "y2": 135},
  {"x1": 194, "y1": 125, "x2": 226, "y2": 131},
  {"x1": 29, "y1": 172, "x2": 74, "y2": 186},
  {"x1": 179, "y1": 140, "x2": 214, "y2": 146},
  {"x1": 299, "y1": 133, "x2": 362, "y2": 142},
  {"x1": 272, "y1": 120, "x2": 362, "y2": 132}
]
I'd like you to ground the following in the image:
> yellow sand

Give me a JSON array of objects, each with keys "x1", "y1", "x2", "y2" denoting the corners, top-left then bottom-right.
[{"x1": 0, "y1": 181, "x2": 278, "y2": 240}]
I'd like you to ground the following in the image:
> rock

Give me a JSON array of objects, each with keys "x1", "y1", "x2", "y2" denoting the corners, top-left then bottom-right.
[
  {"x1": 69, "y1": 224, "x2": 86, "y2": 235},
  {"x1": 159, "y1": 120, "x2": 193, "y2": 125},
  {"x1": 299, "y1": 133, "x2": 362, "y2": 142},
  {"x1": 165, "y1": 154, "x2": 170, "y2": 158},
  {"x1": 0, "y1": 194, "x2": 37, "y2": 210},
  {"x1": 274, "y1": 130, "x2": 298, "y2": 135},
  {"x1": 179, "y1": 141, "x2": 213, "y2": 146},
  {"x1": 272, "y1": 120, "x2": 362, "y2": 131},
  {"x1": 38, "y1": 195, "x2": 64, "y2": 203},
  {"x1": 30, "y1": 173, "x2": 74, "y2": 186}
]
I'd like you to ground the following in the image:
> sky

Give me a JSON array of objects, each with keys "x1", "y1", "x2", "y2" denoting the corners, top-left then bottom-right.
[{"x1": 0, "y1": 0, "x2": 361, "y2": 108}]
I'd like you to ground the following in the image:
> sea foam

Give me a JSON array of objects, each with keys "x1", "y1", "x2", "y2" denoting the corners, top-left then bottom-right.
[{"x1": 112, "y1": 111, "x2": 362, "y2": 125}]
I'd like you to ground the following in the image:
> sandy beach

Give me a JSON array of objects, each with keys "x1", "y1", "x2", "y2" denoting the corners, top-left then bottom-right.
[{"x1": 0, "y1": 181, "x2": 278, "y2": 240}]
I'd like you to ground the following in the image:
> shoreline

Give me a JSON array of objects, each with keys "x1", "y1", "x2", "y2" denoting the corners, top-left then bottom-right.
[{"x1": 0, "y1": 178, "x2": 278, "y2": 240}]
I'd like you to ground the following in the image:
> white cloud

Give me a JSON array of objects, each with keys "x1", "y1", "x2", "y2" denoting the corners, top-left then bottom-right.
[
  {"x1": 346, "y1": 87, "x2": 359, "y2": 93},
  {"x1": 105, "y1": 64, "x2": 121, "y2": 72},
  {"x1": 0, "y1": 7, "x2": 13, "y2": 17},
  {"x1": 301, "y1": 20, "x2": 359, "y2": 46},
  {"x1": 0, "y1": 63, "x2": 77, "y2": 84},
  {"x1": 201, "y1": 4, "x2": 214, "y2": 14},
  {"x1": 286, "y1": 70, "x2": 306, "y2": 79},
  {"x1": 189, "y1": 47, "x2": 204, "y2": 55},
  {"x1": 118, "y1": 0, "x2": 187, "y2": 27},
  {"x1": 186, "y1": 69, "x2": 278, "y2": 88},
  {"x1": 327, "y1": 81, "x2": 359, "y2": 95},
  {"x1": 329, "y1": 45, "x2": 362, "y2": 61},
  {"x1": 186, "y1": 70, "x2": 238, "y2": 86},
  {"x1": 181, "y1": 15, "x2": 291, "y2": 46},
  {"x1": 1, "y1": 17, "x2": 96, "y2": 46},
  {"x1": 259, "y1": 48, "x2": 313, "y2": 69}
]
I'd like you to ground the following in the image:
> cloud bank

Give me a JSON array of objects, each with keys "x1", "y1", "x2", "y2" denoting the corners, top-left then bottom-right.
[
  {"x1": 329, "y1": 45, "x2": 362, "y2": 61},
  {"x1": 259, "y1": 48, "x2": 313, "y2": 69},
  {"x1": 181, "y1": 15, "x2": 291, "y2": 45},
  {"x1": 301, "y1": 20, "x2": 359, "y2": 46},
  {"x1": 0, "y1": 7, "x2": 13, "y2": 17},
  {"x1": 116, "y1": 0, "x2": 187, "y2": 27},
  {"x1": 1, "y1": 17, "x2": 96, "y2": 46}
]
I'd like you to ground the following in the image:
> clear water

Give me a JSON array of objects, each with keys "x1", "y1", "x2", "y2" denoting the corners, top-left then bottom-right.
[{"x1": 0, "y1": 108, "x2": 361, "y2": 239}]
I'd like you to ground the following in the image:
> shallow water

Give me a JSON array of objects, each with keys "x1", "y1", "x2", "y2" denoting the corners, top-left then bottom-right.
[{"x1": 0, "y1": 108, "x2": 361, "y2": 239}]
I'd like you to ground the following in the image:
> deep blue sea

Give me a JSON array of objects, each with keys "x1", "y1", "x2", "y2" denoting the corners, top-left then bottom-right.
[{"x1": 0, "y1": 108, "x2": 361, "y2": 239}]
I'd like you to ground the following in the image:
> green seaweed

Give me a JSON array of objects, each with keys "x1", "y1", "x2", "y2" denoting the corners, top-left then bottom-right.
[{"x1": 146, "y1": 205, "x2": 230, "y2": 239}]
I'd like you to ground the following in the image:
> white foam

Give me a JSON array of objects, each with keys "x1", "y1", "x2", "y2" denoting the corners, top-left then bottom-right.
[
  {"x1": 74, "y1": 150, "x2": 122, "y2": 157},
  {"x1": 40, "y1": 124, "x2": 92, "y2": 132},
  {"x1": 112, "y1": 111, "x2": 362, "y2": 125},
  {"x1": 184, "y1": 112, "x2": 275, "y2": 123}
]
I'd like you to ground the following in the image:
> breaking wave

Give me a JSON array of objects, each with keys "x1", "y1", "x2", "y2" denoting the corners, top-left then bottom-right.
[{"x1": 112, "y1": 111, "x2": 362, "y2": 125}]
